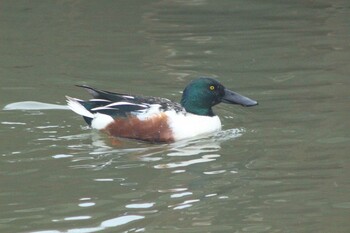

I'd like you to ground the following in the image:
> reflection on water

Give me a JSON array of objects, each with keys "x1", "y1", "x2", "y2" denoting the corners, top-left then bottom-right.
[
  {"x1": 33, "y1": 214, "x2": 145, "y2": 233},
  {"x1": 1, "y1": 107, "x2": 245, "y2": 232},
  {"x1": 58, "y1": 127, "x2": 243, "y2": 170},
  {"x1": 3, "y1": 123, "x2": 241, "y2": 233},
  {"x1": 154, "y1": 154, "x2": 219, "y2": 169}
]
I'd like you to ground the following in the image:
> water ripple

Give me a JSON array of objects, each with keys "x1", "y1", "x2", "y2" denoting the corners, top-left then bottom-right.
[
  {"x1": 31, "y1": 215, "x2": 145, "y2": 233},
  {"x1": 154, "y1": 154, "x2": 219, "y2": 169}
]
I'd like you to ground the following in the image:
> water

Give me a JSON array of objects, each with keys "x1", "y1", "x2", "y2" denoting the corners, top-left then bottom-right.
[{"x1": 1, "y1": 1, "x2": 350, "y2": 232}]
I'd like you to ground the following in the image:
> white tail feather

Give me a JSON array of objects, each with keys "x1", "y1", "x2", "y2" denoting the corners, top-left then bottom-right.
[{"x1": 66, "y1": 96, "x2": 94, "y2": 118}]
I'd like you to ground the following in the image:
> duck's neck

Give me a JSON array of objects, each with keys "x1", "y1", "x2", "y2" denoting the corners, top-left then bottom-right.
[{"x1": 180, "y1": 99, "x2": 215, "y2": 116}]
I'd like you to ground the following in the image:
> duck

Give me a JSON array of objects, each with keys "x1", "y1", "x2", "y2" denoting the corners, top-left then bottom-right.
[{"x1": 66, "y1": 77, "x2": 258, "y2": 143}]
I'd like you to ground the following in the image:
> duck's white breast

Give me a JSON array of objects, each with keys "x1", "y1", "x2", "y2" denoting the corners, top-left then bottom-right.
[{"x1": 165, "y1": 110, "x2": 221, "y2": 141}]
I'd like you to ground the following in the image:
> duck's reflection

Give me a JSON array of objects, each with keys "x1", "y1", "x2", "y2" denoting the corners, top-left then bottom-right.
[{"x1": 58, "y1": 127, "x2": 245, "y2": 231}]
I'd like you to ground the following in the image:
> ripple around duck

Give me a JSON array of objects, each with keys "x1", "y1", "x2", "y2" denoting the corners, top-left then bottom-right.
[{"x1": 154, "y1": 155, "x2": 218, "y2": 169}]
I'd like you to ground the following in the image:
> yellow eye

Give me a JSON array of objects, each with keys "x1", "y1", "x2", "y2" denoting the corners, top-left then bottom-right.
[{"x1": 209, "y1": 85, "x2": 215, "y2": 91}]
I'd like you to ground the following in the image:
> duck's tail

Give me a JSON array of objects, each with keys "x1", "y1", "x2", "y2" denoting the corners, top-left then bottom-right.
[
  {"x1": 66, "y1": 96, "x2": 115, "y2": 129},
  {"x1": 66, "y1": 96, "x2": 95, "y2": 126},
  {"x1": 66, "y1": 96, "x2": 94, "y2": 118}
]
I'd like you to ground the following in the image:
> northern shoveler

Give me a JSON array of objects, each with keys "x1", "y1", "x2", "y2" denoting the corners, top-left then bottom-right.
[{"x1": 66, "y1": 77, "x2": 258, "y2": 143}]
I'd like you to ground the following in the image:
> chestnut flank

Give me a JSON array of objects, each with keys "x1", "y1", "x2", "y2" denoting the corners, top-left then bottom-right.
[{"x1": 104, "y1": 113, "x2": 174, "y2": 143}]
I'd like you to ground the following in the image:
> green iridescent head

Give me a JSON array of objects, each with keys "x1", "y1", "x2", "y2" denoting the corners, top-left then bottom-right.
[{"x1": 180, "y1": 77, "x2": 258, "y2": 116}]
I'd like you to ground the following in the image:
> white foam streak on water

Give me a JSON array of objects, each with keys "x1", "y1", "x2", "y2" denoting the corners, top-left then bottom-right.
[
  {"x1": 1, "y1": 121, "x2": 27, "y2": 125},
  {"x1": 3, "y1": 101, "x2": 69, "y2": 110}
]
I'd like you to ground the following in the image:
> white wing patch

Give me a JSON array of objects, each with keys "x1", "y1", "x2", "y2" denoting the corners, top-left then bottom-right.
[
  {"x1": 90, "y1": 102, "x2": 148, "y2": 112},
  {"x1": 91, "y1": 106, "x2": 116, "y2": 111},
  {"x1": 89, "y1": 99, "x2": 112, "y2": 102},
  {"x1": 121, "y1": 95, "x2": 135, "y2": 99},
  {"x1": 105, "y1": 102, "x2": 147, "y2": 108},
  {"x1": 136, "y1": 104, "x2": 162, "y2": 120}
]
